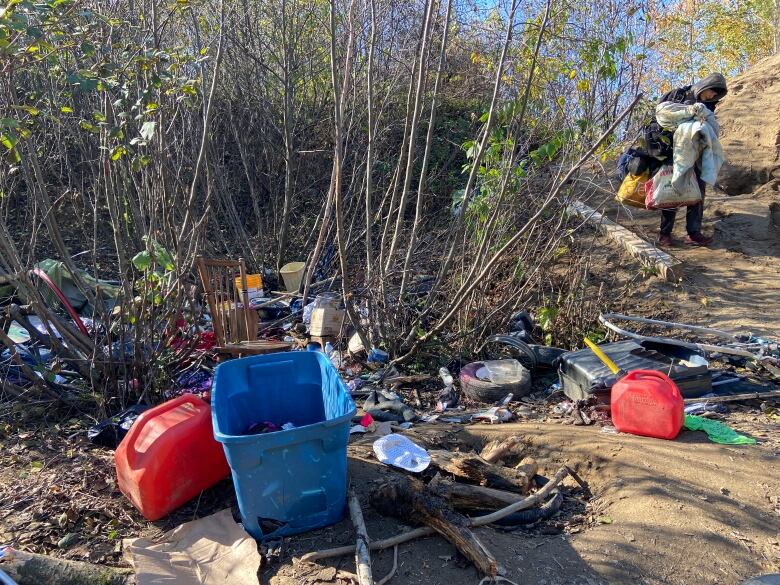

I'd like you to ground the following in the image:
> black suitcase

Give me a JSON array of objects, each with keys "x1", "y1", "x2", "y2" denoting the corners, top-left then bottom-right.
[{"x1": 558, "y1": 340, "x2": 712, "y2": 401}]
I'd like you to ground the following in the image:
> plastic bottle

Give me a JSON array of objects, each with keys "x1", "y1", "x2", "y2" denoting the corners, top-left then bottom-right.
[{"x1": 439, "y1": 367, "x2": 454, "y2": 387}]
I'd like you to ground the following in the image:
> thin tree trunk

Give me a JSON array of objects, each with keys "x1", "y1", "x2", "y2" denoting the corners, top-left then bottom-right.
[
  {"x1": 384, "y1": 0, "x2": 437, "y2": 272},
  {"x1": 364, "y1": 0, "x2": 377, "y2": 280},
  {"x1": 329, "y1": 0, "x2": 370, "y2": 350},
  {"x1": 398, "y1": 0, "x2": 453, "y2": 300}
]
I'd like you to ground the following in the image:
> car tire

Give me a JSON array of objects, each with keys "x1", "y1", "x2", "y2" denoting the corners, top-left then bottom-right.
[{"x1": 459, "y1": 361, "x2": 532, "y2": 403}]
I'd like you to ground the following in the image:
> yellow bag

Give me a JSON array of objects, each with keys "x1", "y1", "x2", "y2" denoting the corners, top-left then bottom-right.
[{"x1": 616, "y1": 172, "x2": 649, "y2": 208}]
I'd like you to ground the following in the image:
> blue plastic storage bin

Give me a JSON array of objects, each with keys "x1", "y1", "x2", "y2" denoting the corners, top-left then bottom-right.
[{"x1": 212, "y1": 351, "x2": 356, "y2": 540}]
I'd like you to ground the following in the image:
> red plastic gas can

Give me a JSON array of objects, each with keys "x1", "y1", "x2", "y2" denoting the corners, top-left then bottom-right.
[
  {"x1": 115, "y1": 394, "x2": 229, "y2": 520},
  {"x1": 611, "y1": 370, "x2": 684, "y2": 440}
]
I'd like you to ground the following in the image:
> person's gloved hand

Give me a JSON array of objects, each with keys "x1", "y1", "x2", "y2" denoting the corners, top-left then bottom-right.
[{"x1": 688, "y1": 102, "x2": 710, "y2": 120}]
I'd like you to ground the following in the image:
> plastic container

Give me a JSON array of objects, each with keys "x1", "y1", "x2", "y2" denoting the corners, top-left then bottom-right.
[
  {"x1": 280, "y1": 262, "x2": 306, "y2": 293},
  {"x1": 611, "y1": 370, "x2": 684, "y2": 440},
  {"x1": 115, "y1": 395, "x2": 229, "y2": 521},
  {"x1": 212, "y1": 351, "x2": 356, "y2": 540},
  {"x1": 235, "y1": 274, "x2": 264, "y2": 302}
]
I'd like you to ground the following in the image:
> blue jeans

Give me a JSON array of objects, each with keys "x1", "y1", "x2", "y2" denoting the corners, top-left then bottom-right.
[{"x1": 660, "y1": 175, "x2": 705, "y2": 236}]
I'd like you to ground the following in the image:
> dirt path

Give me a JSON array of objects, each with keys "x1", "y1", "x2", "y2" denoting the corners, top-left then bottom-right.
[
  {"x1": 263, "y1": 420, "x2": 779, "y2": 585},
  {"x1": 588, "y1": 177, "x2": 780, "y2": 339}
]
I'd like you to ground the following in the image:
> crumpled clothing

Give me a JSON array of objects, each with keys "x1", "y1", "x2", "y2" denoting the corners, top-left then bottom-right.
[
  {"x1": 655, "y1": 101, "x2": 724, "y2": 191},
  {"x1": 684, "y1": 414, "x2": 756, "y2": 445}
]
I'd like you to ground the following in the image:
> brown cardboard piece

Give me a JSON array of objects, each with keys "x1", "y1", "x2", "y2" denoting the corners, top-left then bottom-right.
[
  {"x1": 310, "y1": 307, "x2": 345, "y2": 337},
  {"x1": 124, "y1": 509, "x2": 261, "y2": 585}
]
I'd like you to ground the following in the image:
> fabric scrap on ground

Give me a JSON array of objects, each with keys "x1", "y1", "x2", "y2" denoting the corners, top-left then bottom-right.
[{"x1": 684, "y1": 414, "x2": 757, "y2": 445}]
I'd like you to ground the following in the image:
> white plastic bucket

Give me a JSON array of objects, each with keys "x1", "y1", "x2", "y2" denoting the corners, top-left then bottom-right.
[{"x1": 280, "y1": 261, "x2": 306, "y2": 292}]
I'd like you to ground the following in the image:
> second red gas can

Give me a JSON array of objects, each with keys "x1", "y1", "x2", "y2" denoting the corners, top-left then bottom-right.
[{"x1": 611, "y1": 370, "x2": 684, "y2": 440}]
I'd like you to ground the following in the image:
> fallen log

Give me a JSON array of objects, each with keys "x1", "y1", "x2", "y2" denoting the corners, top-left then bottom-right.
[
  {"x1": 568, "y1": 201, "x2": 684, "y2": 282},
  {"x1": 479, "y1": 436, "x2": 525, "y2": 464},
  {"x1": 348, "y1": 490, "x2": 374, "y2": 585},
  {"x1": 428, "y1": 474, "x2": 524, "y2": 510},
  {"x1": 300, "y1": 466, "x2": 569, "y2": 563},
  {"x1": 370, "y1": 475, "x2": 498, "y2": 576},
  {"x1": 0, "y1": 548, "x2": 134, "y2": 585},
  {"x1": 428, "y1": 450, "x2": 531, "y2": 493}
]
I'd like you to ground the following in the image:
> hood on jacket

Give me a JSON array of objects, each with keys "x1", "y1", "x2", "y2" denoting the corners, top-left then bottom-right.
[{"x1": 692, "y1": 73, "x2": 728, "y2": 101}]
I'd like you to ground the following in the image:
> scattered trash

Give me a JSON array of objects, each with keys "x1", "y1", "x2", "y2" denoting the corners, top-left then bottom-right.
[
  {"x1": 436, "y1": 366, "x2": 458, "y2": 411},
  {"x1": 87, "y1": 404, "x2": 151, "y2": 448},
  {"x1": 364, "y1": 389, "x2": 417, "y2": 422},
  {"x1": 373, "y1": 434, "x2": 431, "y2": 472},
  {"x1": 367, "y1": 347, "x2": 389, "y2": 364},
  {"x1": 684, "y1": 398, "x2": 728, "y2": 415},
  {"x1": 310, "y1": 294, "x2": 345, "y2": 337},
  {"x1": 347, "y1": 378, "x2": 365, "y2": 393},
  {"x1": 684, "y1": 415, "x2": 757, "y2": 445},
  {"x1": 348, "y1": 332, "x2": 366, "y2": 355},
  {"x1": 472, "y1": 406, "x2": 513, "y2": 424},
  {"x1": 245, "y1": 421, "x2": 281, "y2": 434},
  {"x1": 124, "y1": 509, "x2": 262, "y2": 585}
]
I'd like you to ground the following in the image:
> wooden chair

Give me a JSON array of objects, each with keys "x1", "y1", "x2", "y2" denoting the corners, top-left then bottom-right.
[{"x1": 195, "y1": 256, "x2": 291, "y2": 358}]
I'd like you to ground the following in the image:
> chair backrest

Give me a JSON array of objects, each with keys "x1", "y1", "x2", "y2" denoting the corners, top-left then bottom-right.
[{"x1": 195, "y1": 257, "x2": 255, "y2": 346}]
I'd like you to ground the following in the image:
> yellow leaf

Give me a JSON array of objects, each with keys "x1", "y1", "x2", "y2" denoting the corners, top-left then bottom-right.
[
  {"x1": 576, "y1": 79, "x2": 590, "y2": 92},
  {"x1": 569, "y1": 70, "x2": 577, "y2": 79}
]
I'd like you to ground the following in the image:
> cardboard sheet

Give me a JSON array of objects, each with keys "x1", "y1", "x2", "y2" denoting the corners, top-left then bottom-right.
[{"x1": 124, "y1": 509, "x2": 261, "y2": 585}]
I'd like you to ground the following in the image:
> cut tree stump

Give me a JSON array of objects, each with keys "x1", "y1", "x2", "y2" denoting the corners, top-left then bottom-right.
[
  {"x1": 568, "y1": 200, "x2": 683, "y2": 282},
  {"x1": 370, "y1": 475, "x2": 498, "y2": 576},
  {"x1": 479, "y1": 436, "x2": 525, "y2": 465},
  {"x1": 0, "y1": 548, "x2": 134, "y2": 585},
  {"x1": 428, "y1": 450, "x2": 532, "y2": 493}
]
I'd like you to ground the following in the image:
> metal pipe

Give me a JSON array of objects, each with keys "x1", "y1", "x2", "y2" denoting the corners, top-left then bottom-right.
[{"x1": 600, "y1": 312, "x2": 741, "y2": 341}]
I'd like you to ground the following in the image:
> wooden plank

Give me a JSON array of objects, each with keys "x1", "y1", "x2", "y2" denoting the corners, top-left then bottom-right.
[{"x1": 568, "y1": 201, "x2": 684, "y2": 282}]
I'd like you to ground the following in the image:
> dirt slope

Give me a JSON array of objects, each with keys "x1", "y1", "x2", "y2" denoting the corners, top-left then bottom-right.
[{"x1": 716, "y1": 52, "x2": 780, "y2": 195}]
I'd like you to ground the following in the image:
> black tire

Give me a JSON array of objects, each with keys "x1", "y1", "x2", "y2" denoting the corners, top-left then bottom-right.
[
  {"x1": 478, "y1": 335, "x2": 538, "y2": 370},
  {"x1": 459, "y1": 361, "x2": 532, "y2": 403},
  {"x1": 528, "y1": 345, "x2": 568, "y2": 368}
]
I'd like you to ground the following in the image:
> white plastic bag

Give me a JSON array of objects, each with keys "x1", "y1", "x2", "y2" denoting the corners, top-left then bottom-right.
[{"x1": 645, "y1": 165, "x2": 701, "y2": 209}]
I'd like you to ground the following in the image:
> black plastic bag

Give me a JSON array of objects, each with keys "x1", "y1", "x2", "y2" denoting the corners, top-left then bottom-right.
[{"x1": 87, "y1": 404, "x2": 151, "y2": 448}]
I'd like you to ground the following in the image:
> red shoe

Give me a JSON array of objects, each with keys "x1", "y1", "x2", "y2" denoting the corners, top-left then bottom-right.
[
  {"x1": 657, "y1": 233, "x2": 674, "y2": 247},
  {"x1": 684, "y1": 232, "x2": 713, "y2": 246}
]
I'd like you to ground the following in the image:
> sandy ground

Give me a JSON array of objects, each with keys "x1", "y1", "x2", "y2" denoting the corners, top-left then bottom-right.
[{"x1": 262, "y1": 420, "x2": 779, "y2": 585}]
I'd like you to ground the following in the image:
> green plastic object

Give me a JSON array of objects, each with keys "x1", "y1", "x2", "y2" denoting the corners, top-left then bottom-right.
[{"x1": 684, "y1": 415, "x2": 757, "y2": 445}]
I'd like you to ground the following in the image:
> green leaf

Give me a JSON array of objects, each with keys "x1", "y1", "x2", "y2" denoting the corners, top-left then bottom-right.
[
  {"x1": 0, "y1": 133, "x2": 21, "y2": 164},
  {"x1": 110, "y1": 145, "x2": 126, "y2": 160},
  {"x1": 131, "y1": 250, "x2": 151, "y2": 271},
  {"x1": 139, "y1": 121, "x2": 155, "y2": 142},
  {"x1": 60, "y1": 106, "x2": 74, "y2": 113},
  {"x1": 598, "y1": 515, "x2": 613, "y2": 525},
  {"x1": 0, "y1": 118, "x2": 19, "y2": 128},
  {"x1": 107, "y1": 529, "x2": 119, "y2": 540},
  {"x1": 30, "y1": 460, "x2": 44, "y2": 471}
]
